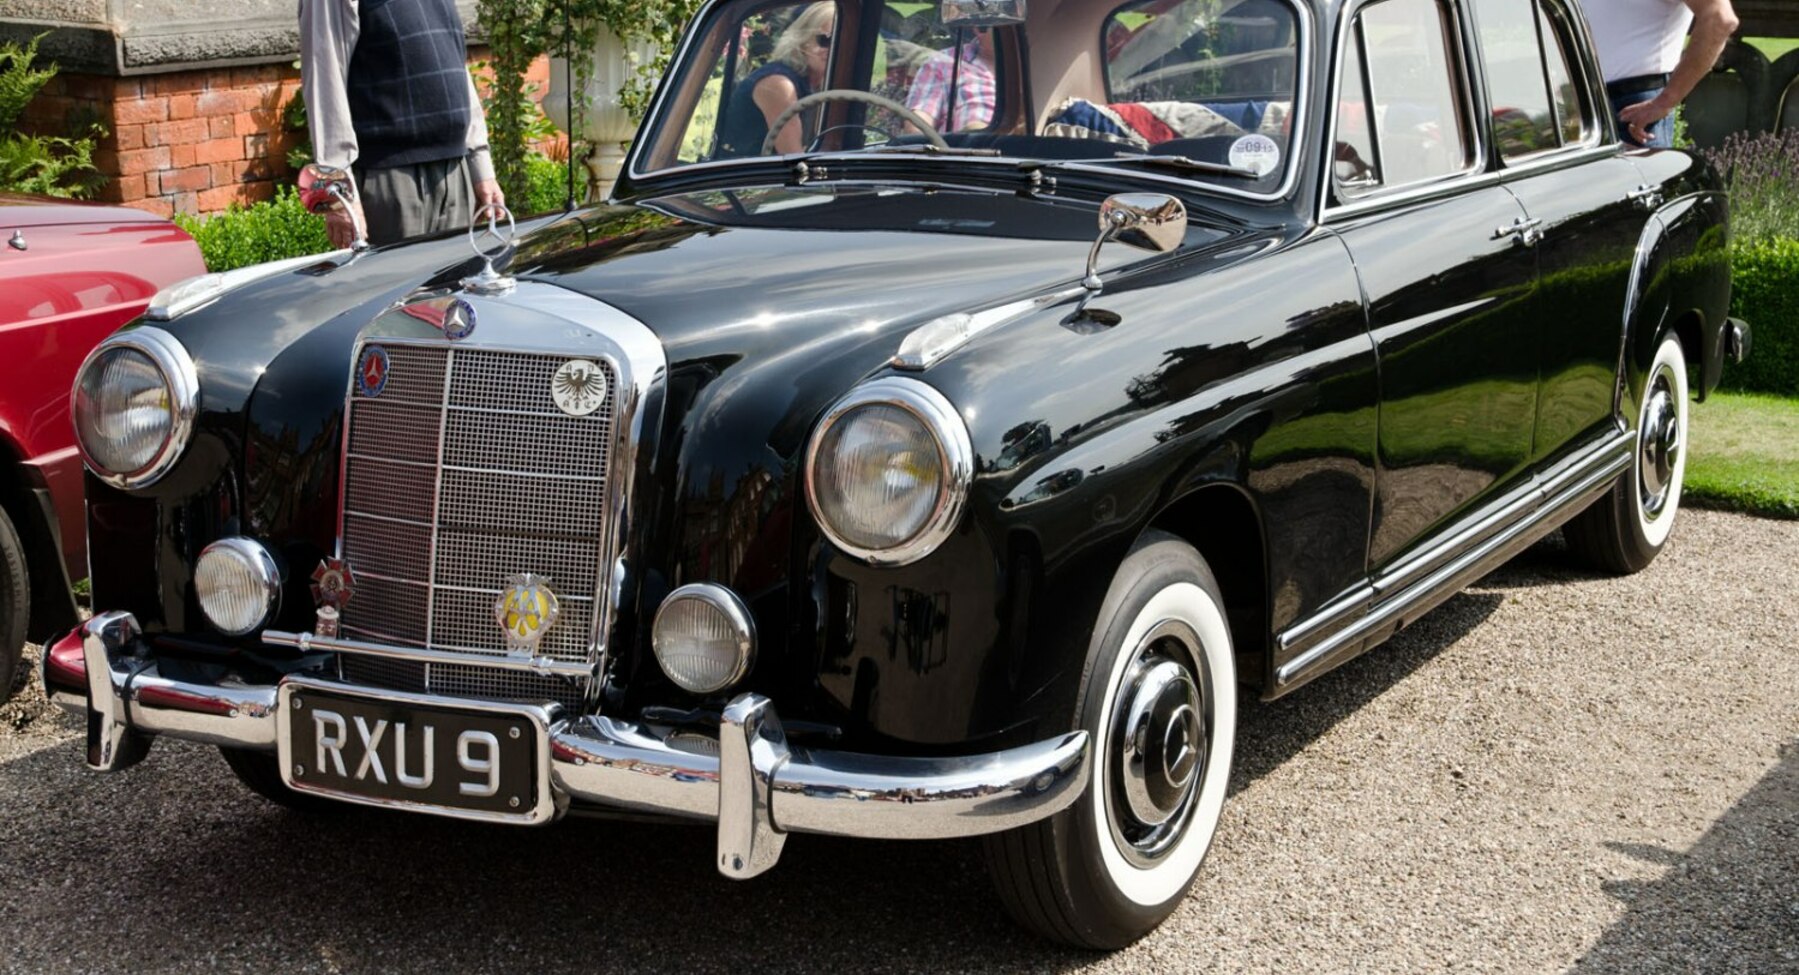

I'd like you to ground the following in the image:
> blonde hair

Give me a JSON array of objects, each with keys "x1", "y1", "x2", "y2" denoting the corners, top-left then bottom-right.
[{"x1": 772, "y1": 2, "x2": 836, "y2": 73}]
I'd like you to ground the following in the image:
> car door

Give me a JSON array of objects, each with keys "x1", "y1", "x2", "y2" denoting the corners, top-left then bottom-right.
[
  {"x1": 1468, "y1": 0, "x2": 1646, "y2": 461},
  {"x1": 1324, "y1": 0, "x2": 1541, "y2": 570}
]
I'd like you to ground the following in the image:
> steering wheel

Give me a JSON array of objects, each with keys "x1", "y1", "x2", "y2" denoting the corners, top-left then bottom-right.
[
  {"x1": 760, "y1": 88, "x2": 949, "y2": 156},
  {"x1": 810, "y1": 123, "x2": 894, "y2": 152}
]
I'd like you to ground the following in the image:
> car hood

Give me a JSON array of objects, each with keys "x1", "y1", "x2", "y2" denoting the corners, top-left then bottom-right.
[{"x1": 511, "y1": 185, "x2": 1224, "y2": 363}]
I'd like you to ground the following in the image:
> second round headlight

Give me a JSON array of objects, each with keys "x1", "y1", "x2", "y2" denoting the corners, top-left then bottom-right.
[
  {"x1": 195, "y1": 538, "x2": 281, "y2": 636},
  {"x1": 805, "y1": 378, "x2": 972, "y2": 565},
  {"x1": 651, "y1": 584, "x2": 755, "y2": 695}
]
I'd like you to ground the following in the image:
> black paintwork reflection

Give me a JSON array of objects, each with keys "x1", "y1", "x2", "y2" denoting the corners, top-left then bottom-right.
[
  {"x1": 1502, "y1": 158, "x2": 1644, "y2": 459},
  {"x1": 1335, "y1": 189, "x2": 1540, "y2": 569},
  {"x1": 818, "y1": 230, "x2": 1375, "y2": 745}
]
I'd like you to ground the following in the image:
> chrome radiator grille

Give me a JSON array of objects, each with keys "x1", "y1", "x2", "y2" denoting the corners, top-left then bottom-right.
[{"x1": 336, "y1": 343, "x2": 616, "y2": 706}]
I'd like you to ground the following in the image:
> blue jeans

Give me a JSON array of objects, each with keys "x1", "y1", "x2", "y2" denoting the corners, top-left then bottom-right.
[{"x1": 1609, "y1": 88, "x2": 1674, "y2": 149}]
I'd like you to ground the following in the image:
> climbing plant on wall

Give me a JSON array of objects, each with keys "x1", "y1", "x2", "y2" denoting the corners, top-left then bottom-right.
[{"x1": 476, "y1": 0, "x2": 702, "y2": 203}]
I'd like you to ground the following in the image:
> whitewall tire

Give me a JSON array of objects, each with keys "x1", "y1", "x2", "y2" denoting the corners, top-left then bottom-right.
[{"x1": 985, "y1": 530, "x2": 1237, "y2": 948}]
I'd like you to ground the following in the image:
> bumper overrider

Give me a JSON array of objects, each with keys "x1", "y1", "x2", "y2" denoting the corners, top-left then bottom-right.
[{"x1": 43, "y1": 612, "x2": 1090, "y2": 878}]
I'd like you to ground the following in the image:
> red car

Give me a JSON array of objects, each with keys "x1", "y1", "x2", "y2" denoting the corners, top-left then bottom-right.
[{"x1": 0, "y1": 194, "x2": 206, "y2": 701}]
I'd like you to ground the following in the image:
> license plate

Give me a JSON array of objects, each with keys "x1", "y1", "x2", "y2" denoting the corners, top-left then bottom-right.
[{"x1": 276, "y1": 678, "x2": 554, "y2": 824}]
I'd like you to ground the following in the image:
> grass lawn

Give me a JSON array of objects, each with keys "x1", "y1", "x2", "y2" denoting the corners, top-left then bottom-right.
[
  {"x1": 1746, "y1": 37, "x2": 1799, "y2": 62},
  {"x1": 1685, "y1": 391, "x2": 1799, "y2": 519}
]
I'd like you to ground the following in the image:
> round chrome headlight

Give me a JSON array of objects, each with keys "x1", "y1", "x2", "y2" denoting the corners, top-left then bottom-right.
[
  {"x1": 652, "y1": 584, "x2": 756, "y2": 695},
  {"x1": 71, "y1": 328, "x2": 198, "y2": 489},
  {"x1": 195, "y1": 538, "x2": 282, "y2": 636},
  {"x1": 805, "y1": 377, "x2": 972, "y2": 565}
]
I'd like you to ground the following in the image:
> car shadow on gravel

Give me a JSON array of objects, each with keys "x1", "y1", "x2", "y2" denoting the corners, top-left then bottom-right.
[
  {"x1": 1230, "y1": 588, "x2": 1505, "y2": 794},
  {"x1": 1568, "y1": 741, "x2": 1799, "y2": 974}
]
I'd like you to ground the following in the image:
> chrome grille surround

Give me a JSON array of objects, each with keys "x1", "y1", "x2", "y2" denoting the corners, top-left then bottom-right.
[{"x1": 267, "y1": 281, "x2": 667, "y2": 713}]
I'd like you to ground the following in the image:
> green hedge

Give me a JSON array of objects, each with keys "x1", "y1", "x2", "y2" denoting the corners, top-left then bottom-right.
[
  {"x1": 1723, "y1": 237, "x2": 1799, "y2": 396},
  {"x1": 172, "y1": 185, "x2": 333, "y2": 273},
  {"x1": 174, "y1": 157, "x2": 573, "y2": 273}
]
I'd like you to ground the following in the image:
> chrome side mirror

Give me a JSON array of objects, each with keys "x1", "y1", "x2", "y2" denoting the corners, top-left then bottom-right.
[
  {"x1": 941, "y1": 0, "x2": 1027, "y2": 27},
  {"x1": 1083, "y1": 193, "x2": 1187, "y2": 292},
  {"x1": 298, "y1": 163, "x2": 368, "y2": 252}
]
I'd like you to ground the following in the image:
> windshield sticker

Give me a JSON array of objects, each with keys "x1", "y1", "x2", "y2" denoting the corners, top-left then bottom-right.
[{"x1": 1228, "y1": 135, "x2": 1281, "y2": 177}]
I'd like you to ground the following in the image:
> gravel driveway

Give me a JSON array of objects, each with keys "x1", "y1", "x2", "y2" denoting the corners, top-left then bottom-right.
[{"x1": 2, "y1": 509, "x2": 1793, "y2": 974}]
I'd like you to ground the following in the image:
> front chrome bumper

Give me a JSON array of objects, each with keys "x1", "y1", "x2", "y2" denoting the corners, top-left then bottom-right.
[{"x1": 44, "y1": 612, "x2": 1090, "y2": 878}]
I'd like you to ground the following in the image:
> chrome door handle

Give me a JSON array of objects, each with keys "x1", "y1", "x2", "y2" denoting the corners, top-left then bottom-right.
[
  {"x1": 1493, "y1": 217, "x2": 1544, "y2": 246},
  {"x1": 1626, "y1": 184, "x2": 1664, "y2": 210}
]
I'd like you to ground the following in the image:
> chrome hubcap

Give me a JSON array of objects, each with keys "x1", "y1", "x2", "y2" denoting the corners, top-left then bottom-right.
[
  {"x1": 1638, "y1": 371, "x2": 1680, "y2": 519},
  {"x1": 1107, "y1": 620, "x2": 1209, "y2": 865}
]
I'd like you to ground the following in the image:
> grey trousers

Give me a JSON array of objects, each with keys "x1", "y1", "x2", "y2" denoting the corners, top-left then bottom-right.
[{"x1": 354, "y1": 156, "x2": 475, "y2": 247}]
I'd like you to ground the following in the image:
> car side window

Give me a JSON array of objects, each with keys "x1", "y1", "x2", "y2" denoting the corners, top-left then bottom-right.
[
  {"x1": 1333, "y1": 0, "x2": 1473, "y2": 201},
  {"x1": 1472, "y1": 0, "x2": 1592, "y2": 159},
  {"x1": 1538, "y1": 2, "x2": 1591, "y2": 145}
]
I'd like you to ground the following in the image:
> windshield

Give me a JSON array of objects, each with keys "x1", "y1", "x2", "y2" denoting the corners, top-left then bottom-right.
[{"x1": 635, "y1": 0, "x2": 1304, "y2": 194}]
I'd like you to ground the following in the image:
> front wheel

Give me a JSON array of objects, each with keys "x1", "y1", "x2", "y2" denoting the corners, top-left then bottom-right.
[
  {"x1": 1565, "y1": 332, "x2": 1689, "y2": 574},
  {"x1": 984, "y1": 531, "x2": 1237, "y2": 949}
]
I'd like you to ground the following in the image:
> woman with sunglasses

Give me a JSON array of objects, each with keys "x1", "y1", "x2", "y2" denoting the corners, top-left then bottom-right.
[{"x1": 717, "y1": 2, "x2": 836, "y2": 157}]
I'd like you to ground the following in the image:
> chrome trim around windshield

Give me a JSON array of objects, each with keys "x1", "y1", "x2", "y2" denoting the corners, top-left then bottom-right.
[
  {"x1": 70, "y1": 326, "x2": 200, "y2": 490},
  {"x1": 624, "y1": 0, "x2": 1312, "y2": 205},
  {"x1": 804, "y1": 377, "x2": 973, "y2": 567}
]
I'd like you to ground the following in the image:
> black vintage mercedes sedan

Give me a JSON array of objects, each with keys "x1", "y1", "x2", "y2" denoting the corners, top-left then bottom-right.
[{"x1": 45, "y1": 0, "x2": 1742, "y2": 949}]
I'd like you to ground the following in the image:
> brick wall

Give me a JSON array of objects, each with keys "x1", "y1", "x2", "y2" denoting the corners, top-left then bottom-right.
[{"x1": 22, "y1": 51, "x2": 554, "y2": 219}]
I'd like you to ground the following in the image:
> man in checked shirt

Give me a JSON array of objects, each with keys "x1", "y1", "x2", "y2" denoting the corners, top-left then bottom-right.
[{"x1": 904, "y1": 25, "x2": 998, "y2": 132}]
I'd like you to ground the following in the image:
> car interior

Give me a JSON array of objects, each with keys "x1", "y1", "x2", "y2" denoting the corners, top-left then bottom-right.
[{"x1": 641, "y1": 0, "x2": 1301, "y2": 188}]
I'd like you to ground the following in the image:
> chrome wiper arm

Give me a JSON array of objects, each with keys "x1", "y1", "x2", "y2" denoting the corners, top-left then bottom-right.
[
  {"x1": 854, "y1": 143, "x2": 1005, "y2": 157},
  {"x1": 1097, "y1": 153, "x2": 1262, "y2": 179}
]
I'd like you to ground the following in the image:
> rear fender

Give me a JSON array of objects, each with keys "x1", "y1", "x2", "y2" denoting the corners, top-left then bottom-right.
[{"x1": 1617, "y1": 193, "x2": 1732, "y2": 411}]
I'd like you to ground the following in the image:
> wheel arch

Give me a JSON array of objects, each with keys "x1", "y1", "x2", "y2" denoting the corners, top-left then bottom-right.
[
  {"x1": 1622, "y1": 193, "x2": 1733, "y2": 410},
  {"x1": 1143, "y1": 482, "x2": 1269, "y2": 694},
  {"x1": 0, "y1": 433, "x2": 80, "y2": 645}
]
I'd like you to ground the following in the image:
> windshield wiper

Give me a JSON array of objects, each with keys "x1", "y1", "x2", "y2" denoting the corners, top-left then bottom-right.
[
  {"x1": 854, "y1": 143, "x2": 1004, "y2": 157},
  {"x1": 1094, "y1": 153, "x2": 1263, "y2": 179}
]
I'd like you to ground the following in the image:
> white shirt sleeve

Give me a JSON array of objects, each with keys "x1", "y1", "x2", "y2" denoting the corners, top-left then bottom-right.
[
  {"x1": 299, "y1": 0, "x2": 360, "y2": 171},
  {"x1": 464, "y1": 71, "x2": 495, "y2": 184}
]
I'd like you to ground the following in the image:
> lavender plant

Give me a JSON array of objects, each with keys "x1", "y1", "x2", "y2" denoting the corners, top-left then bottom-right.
[{"x1": 1706, "y1": 130, "x2": 1799, "y2": 247}]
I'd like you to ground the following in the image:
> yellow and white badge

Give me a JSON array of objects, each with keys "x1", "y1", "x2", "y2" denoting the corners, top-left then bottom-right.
[{"x1": 494, "y1": 573, "x2": 561, "y2": 654}]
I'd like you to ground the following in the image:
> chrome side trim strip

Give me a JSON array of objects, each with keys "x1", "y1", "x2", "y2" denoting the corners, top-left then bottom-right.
[
  {"x1": 1276, "y1": 584, "x2": 1373, "y2": 654},
  {"x1": 1275, "y1": 430, "x2": 1632, "y2": 686},
  {"x1": 1372, "y1": 433, "x2": 1625, "y2": 598},
  {"x1": 264, "y1": 628, "x2": 599, "y2": 679}
]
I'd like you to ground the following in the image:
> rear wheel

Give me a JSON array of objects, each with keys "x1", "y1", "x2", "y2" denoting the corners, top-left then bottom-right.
[
  {"x1": 1565, "y1": 333, "x2": 1689, "y2": 574},
  {"x1": 984, "y1": 531, "x2": 1237, "y2": 949},
  {"x1": 220, "y1": 748, "x2": 343, "y2": 813},
  {"x1": 0, "y1": 506, "x2": 28, "y2": 706}
]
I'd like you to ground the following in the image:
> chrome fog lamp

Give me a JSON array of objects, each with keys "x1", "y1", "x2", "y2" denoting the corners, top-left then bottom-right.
[
  {"x1": 195, "y1": 538, "x2": 282, "y2": 636},
  {"x1": 71, "y1": 328, "x2": 198, "y2": 489},
  {"x1": 805, "y1": 377, "x2": 972, "y2": 566},
  {"x1": 652, "y1": 584, "x2": 756, "y2": 695}
]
